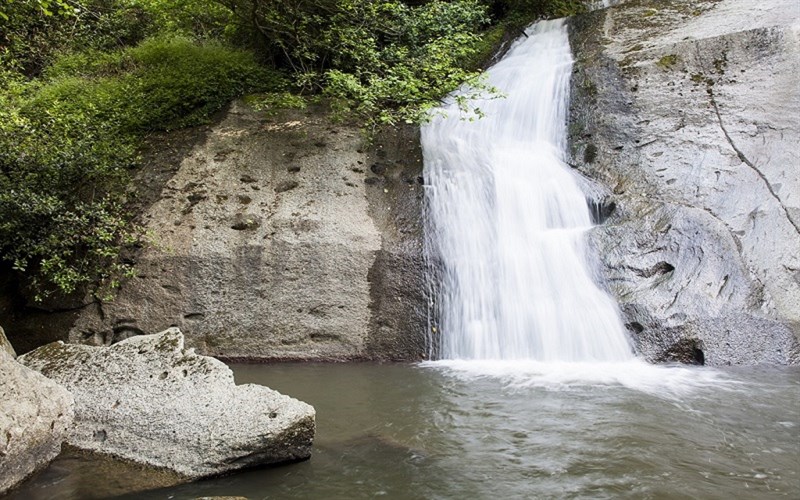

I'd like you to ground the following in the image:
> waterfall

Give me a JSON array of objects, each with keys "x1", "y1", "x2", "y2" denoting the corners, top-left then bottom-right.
[{"x1": 422, "y1": 20, "x2": 633, "y2": 363}]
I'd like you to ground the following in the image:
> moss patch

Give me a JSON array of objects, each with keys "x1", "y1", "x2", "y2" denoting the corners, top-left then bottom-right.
[{"x1": 656, "y1": 54, "x2": 679, "y2": 70}]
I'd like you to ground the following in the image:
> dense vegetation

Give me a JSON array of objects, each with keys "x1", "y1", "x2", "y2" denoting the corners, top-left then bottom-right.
[{"x1": 0, "y1": 0, "x2": 589, "y2": 302}]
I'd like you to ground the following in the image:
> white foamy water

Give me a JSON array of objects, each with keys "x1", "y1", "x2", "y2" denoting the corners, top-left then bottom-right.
[
  {"x1": 421, "y1": 20, "x2": 726, "y2": 392},
  {"x1": 423, "y1": 20, "x2": 631, "y2": 363},
  {"x1": 420, "y1": 360, "x2": 741, "y2": 398}
]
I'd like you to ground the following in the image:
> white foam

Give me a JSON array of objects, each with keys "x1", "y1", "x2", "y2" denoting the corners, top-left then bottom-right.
[
  {"x1": 420, "y1": 359, "x2": 741, "y2": 398},
  {"x1": 422, "y1": 19, "x2": 633, "y2": 363}
]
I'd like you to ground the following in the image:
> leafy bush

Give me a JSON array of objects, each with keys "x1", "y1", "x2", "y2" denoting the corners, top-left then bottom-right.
[
  {"x1": 491, "y1": 0, "x2": 589, "y2": 24},
  {"x1": 0, "y1": 37, "x2": 282, "y2": 300},
  {"x1": 41, "y1": 38, "x2": 284, "y2": 130},
  {"x1": 0, "y1": 75, "x2": 134, "y2": 300},
  {"x1": 0, "y1": 0, "x2": 155, "y2": 76},
  {"x1": 131, "y1": 0, "x2": 233, "y2": 37},
  {"x1": 321, "y1": 0, "x2": 495, "y2": 125},
  {"x1": 212, "y1": 0, "x2": 591, "y2": 126},
  {"x1": 119, "y1": 38, "x2": 284, "y2": 129},
  {"x1": 213, "y1": 0, "x2": 493, "y2": 126}
]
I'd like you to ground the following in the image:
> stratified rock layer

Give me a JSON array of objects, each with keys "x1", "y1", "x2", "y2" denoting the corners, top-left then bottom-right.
[
  {"x1": 0, "y1": 327, "x2": 74, "y2": 494},
  {"x1": 568, "y1": 0, "x2": 800, "y2": 364},
  {"x1": 55, "y1": 103, "x2": 426, "y2": 361},
  {"x1": 18, "y1": 328, "x2": 315, "y2": 479}
]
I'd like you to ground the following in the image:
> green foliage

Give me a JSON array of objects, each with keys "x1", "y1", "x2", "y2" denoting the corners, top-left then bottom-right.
[
  {"x1": 214, "y1": 0, "x2": 494, "y2": 126},
  {"x1": 0, "y1": 37, "x2": 280, "y2": 300},
  {"x1": 0, "y1": 75, "x2": 135, "y2": 300},
  {"x1": 119, "y1": 38, "x2": 284, "y2": 129},
  {"x1": 463, "y1": 24, "x2": 506, "y2": 70},
  {"x1": 1, "y1": 0, "x2": 155, "y2": 76},
  {"x1": 495, "y1": 0, "x2": 589, "y2": 25},
  {"x1": 245, "y1": 92, "x2": 309, "y2": 116},
  {"x1": 128, "y1": 0, "x2": 233, "y2": 36}
]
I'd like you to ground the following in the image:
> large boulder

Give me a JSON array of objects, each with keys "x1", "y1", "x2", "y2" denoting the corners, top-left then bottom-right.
[
  {"x1": 568, "y1": 0, "x2": 800, "y2": 364},
  {"x1": 18, "y1": 328, "x2": 315, "y2": 479},
  {"x1": 0, "y1": 327, "x2": 74, "y2": 494}
]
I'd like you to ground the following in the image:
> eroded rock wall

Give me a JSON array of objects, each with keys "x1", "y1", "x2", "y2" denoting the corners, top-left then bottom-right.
[
  {"x1": 59, "y1": 103, "x2": 426, "y2": 360},
  {"x1": 568, "y1": 0, "x2": 800, "y2": 364}
]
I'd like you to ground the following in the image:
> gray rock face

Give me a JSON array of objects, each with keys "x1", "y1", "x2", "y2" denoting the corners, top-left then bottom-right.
[
  {"x1": 568, "y1": 0, "x2": 800, "y2": 364},
  {"x1": 18, "y1": 328, "x2": 315, "y2": 479},
  {"x1": 363, "y1": 125, "x2": 429, "y2": 360},
  {"x1": 0, "y1": 330, "x2": 74, "y2": 494},
  {"x1": 55, "y1": 102, "x2": 426, "y2": 361},
  {"x1": 1, "y1": 325, "x2": 15, "y2": 358}
]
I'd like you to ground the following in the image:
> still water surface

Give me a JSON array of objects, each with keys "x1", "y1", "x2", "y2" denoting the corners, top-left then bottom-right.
[{"x1": 9, "y1": 363, "x2": 799, "y2": 499}]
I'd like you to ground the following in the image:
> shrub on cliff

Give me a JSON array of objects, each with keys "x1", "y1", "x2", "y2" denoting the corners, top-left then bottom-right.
[
  {"x1": 0, "y1": 38, "x2": 282, "y2": 301},
  {"x1": 213, "y1": 0, "x2": 495, "y2": 125},
  {"x1": 0, "y1": 0, "x2": 155, "y2": 76}
]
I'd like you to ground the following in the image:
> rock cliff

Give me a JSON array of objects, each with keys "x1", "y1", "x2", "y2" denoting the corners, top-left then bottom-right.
[
  {"x1": 17, "y1": 102, "x2": 427, "y2": 361},
  {"x1": 2, "y1": 0, "x2": 797, "y2": 366},
  {"x1": 568, "y1": 0, "x2": 800, "y2": 364}
]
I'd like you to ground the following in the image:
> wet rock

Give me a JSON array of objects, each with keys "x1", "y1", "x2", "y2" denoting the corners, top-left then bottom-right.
[
  {"x1": 0, "y1": 331, "x2": 74, "y2": 494},
  {"x1": 568, "y1": 0, "x2": 800, "y2": 365},
  {"x1": 655, "y1": 338, "x2": 705, "y2": 365},
  {"x1": 18, "y1": 328, "x2": 315, "y2": 479},
  {"x1": 274, "y1": 180, "x2": 299, "y2": 193},
  {"x1": 587, "y1": 198, "x2": 616, "y2": 224},
  {"x1": 194, "y1": 497, "x2": 249, "y2": 500},
  {"x1": 7, "y1": 444, "x2": 185, "y2": 499},
  {"x1": 363, "y1": 126, "x2": 428, "y2": 361},
  {"x1": 632, "y1": 261, "x2": 675, "y2": 279},
  {"x1": 370, "y1": 163, "x2": 387, "y2": 175},
  {"x1": 230, "y1": 213, "x2": 260, "y2": 231}
]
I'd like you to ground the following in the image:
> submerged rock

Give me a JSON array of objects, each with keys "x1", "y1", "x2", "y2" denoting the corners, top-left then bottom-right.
[
  {"x1": 568, "y1": 0, "x2": 800, "y2": 364},
  {"x1": 18, "y1": 328, "x2": 315, "y2": 479},
  {"x1": 0, "y1": 328, "x2": 74, "y2": 494}
]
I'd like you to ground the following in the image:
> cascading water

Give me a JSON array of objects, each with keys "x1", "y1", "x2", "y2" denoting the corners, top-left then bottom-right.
[{"x1": 422, "y1": 19, "x2": 633, "y2": 363}]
